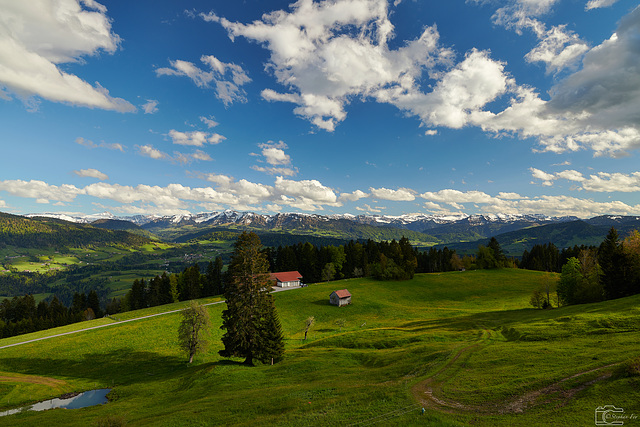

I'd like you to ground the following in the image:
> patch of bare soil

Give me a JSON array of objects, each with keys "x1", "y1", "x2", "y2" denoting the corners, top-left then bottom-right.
[{"x1": 0, "y1": 374, "x2": 68, "y2": 391}]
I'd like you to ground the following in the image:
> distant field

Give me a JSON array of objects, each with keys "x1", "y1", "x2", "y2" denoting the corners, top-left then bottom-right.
[{"x1": 0, "y1": 270, "x2": 638, "y2": 426}]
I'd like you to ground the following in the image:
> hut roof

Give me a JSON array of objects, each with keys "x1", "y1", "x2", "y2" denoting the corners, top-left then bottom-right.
[{"x1": 332, "y1": 289, "x2": 351, "y2": 298}]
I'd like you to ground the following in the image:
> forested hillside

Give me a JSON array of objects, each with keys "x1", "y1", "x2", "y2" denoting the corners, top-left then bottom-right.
[{"x1": 0, "y1": 212, "x2": 150, "y2": 248}]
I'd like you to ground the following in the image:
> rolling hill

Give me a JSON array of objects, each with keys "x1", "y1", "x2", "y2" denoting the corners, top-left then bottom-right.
[{"x1": 0, "y1": 212, "x2": 151, "y2": 249}]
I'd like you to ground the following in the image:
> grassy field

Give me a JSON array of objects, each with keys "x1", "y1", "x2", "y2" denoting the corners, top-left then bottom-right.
[{"x1": 0, "y1": 269, "x2": 638, "y2": 426}]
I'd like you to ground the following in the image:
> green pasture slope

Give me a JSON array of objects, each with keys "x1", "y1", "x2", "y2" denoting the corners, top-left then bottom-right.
[{"x1": 0, "y1": 269, "x2": 638, "y2": 426}]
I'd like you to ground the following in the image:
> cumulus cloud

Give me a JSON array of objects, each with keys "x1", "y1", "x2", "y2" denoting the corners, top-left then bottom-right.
[
  {"x1": 173, "y1": 149, "x2": 213, "y2": 164},
  {"x1": 0, "y1": 0, "x2": 135, "y2": 112},
  {"x1": 531, "y1": 168, "x2": 640, "y2": 192},
  {"x1": 275, "y1": 176, "x2": 338, "y2": 205},
  {"x1": 156, "y1": 54, "x2": 250, "y2": 105},
  {"x1": 203, "y1": 0, "x2": 452, "y2": 131},
  {"x1": 136, "y1": 144, "x2": 168, "y2": 160},
  {"x1": 201, "y1": 173, "x2": 341, "y2": 211},
  {"x1": 525, "y1": 25, "x2": 589, "y2": 74},
  {"x1": 544, "y1": 7, "x2": 640, "y2": 150},
  {"x1": 200, "y1": 116, "x2": 219, "y2": 128},
  {"x1": 142, "y1": 99, "x2": 159, "y2": 114},
  {"x1": 355, "y1": 204, "x2": 384, "y2": 214},
  {"x1": 73, "y1": 168, "x2": 108, "y2": 180},
  {"x1": 168, "y1": 129, "x2": 226, "y2": 146},
  {"x1": 198, "y1": 1, "x2": 639, "y2": 157},
  {"x1": 136, "y1": 144, "x2": 212, "y2": 164},
  {"x1": 2, "y1": 176, "x2": 640, "y2": 217},
  {"x1": 378, "y1": 49, "x2": 513, "y2": 129},
  {"x1": 586, "y1": 0, "x2": 619, "y2": 10},
  {"x1": 0, "y1": 179, "x2": 81, "y2": 203},
  {"x1": 75, "y1": 137, "x2": 125, "y2": 152},
  {"x1": 530, "y1": 167, "x2": 557, "y2": 186},
  {"x1": 369, "y1": 187, "x2": 415, "y2": 201},
  {"x1": 339, "y1": 190, "x2": 369, "y2": 202},
  {"x1": 421, "y1": 189, "x2": 491, "y2": 204},
  {"x1": 251, "y1": 141, "x2": 298, "y2": 176}
]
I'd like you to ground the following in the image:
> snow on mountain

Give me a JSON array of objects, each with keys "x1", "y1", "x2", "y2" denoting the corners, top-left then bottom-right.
[{"x1": 22, "y1": 210, "x2": 579, "y2": 233}]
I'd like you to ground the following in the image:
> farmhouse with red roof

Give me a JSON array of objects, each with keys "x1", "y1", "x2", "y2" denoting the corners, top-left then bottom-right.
[
  {"x1": 329, "y1": 289, "x2": 351, "y2": 307},
  {"x1": 270, "y1": 271, "x2": 303, "y2": 288}
]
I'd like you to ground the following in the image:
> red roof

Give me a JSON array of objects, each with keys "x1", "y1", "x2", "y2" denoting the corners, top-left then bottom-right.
[
  {"x1": 332, "y1": 289, "x2": 351, "y2": 298},
  {"x1": 270, "y1": 271, "x2": 302, "y2": 282}
]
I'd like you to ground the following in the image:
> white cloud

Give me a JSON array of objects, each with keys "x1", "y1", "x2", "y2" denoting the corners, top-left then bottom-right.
[
  {"x1": 252, "y1": 141, "x2": 298, "y2": 176},
  {"x1": 3, "y1": 175, "x2": 640, "y2": 218},
  {"x1": 194, "y1": 1, "x2": 640, "y2": 157},
  {"x1": 75, "y1": 137, "x2": 125, "y2": 152},
  {"x1": 168, "y1": 129, "x2": 226, "y2": 146},
  {"x1": 355, "y1": 204, "x2": 384, "y2": 214},
  {"x1": 531, "y1": 168, "x2": 640, "y2": 192},
  {"x1": 0, "y1": 179, "x2": 81, "y2": 203},
  {"x1": 142, "y1": 99, "x2": 159, "y2": 114},
  {"x1": 199, "y1": 116, "x2": 219, "y2": 128},
  {"x1": 0, "y1": 0, "x2": 134, "y2": 112},
  {"x1": 136, "y1": 144, "x2": 168, "y2": 160},
  {"x1": 498, "y1": 192, "x2": 525, "y2": 200},
  {"x1": 204, "y1": 0, "x2": 452, "y2": 131},
  {"x1": 275, "y1": 176, "x2": 338, "y2": 205},
  {"x1": 156, "y1": 54, "x2": 250, "y2": 105},
  {"x1": 369, "y1": 187, "x2": 415, "y2": 201},
  {"x1": 420, "y1": 189, "x2": 496, "y2": 205},
  {"x1": 544, "y1": 7, "x2": 640, "y2": 149},
  {"x1": 339, "y1": 190, "x2": 369, "y2": 202},
  {"x1": 586, "y1": 0, "x2": 619, "y2": 10},
  {"x1": 73, "y1": 168, "x2": 108, "y2": 180},
  {"x1": 173, "y1": 150, "x2": 213, "y2": 165},
  {"x1": 262, "y1": 148, "x2": 290, "y2": 166},
  {"x1": 525, "y1": 25, "x2": 589, "y2": 74},
  {"x1": 530, "y1": 167, "x2": 556, "y2": 186},
  {"x1": 379, "y1": 49, "x2": 512, "y2": 129}
]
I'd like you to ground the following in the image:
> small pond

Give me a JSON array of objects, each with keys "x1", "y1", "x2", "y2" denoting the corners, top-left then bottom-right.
[{"x1": 0, "y1": 388, "x2": 111, "y2": 417}]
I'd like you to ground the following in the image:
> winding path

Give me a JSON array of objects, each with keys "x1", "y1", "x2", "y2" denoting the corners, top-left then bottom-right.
[{"x1": 411, "y1": 329, "x2": 620, "y2": 416}]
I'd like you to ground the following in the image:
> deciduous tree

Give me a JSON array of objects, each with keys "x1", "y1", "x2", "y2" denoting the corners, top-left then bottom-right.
[{"x1": 178, "y1": 300, "x2": 211, "y2": 364}]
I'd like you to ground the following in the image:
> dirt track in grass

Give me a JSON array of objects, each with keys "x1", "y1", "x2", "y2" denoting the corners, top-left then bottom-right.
[{"x1": 411, "y1": 330, "x2": 619, "y2": 415}]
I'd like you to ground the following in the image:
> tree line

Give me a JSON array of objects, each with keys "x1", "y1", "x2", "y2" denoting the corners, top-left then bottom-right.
[
  {"x1": 0, "y1": 290, "x2": 102, "y2": 339},
  {"x1": 120, "y1": 257, "x2": 224, "y2": 312},
  {"x1": 528, "y1": 228, "x2": 640, "y2": 307}
]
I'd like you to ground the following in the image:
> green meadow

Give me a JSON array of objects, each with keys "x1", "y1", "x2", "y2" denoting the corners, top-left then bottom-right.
[{"x1": 0, "y1": 269, "x2": 638, "y2": 426}]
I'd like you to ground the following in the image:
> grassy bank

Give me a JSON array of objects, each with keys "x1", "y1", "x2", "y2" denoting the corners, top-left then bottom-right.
[{"x1": 0, "y1": 269, "x2": 637, "y2": 426}]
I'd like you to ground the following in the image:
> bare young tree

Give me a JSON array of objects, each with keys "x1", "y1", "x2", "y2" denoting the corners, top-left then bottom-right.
[
  {"x1": 178, "y1": 300, "x2": 211, "y2": 364},
  {"x1": 304, "y1": 316, "x2": 315, "y2": 340}
]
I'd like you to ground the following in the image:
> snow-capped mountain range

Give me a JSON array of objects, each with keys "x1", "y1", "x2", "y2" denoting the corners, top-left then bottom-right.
[{"x1": 25, "y1": 210, "x2": 578, "y2": 232}]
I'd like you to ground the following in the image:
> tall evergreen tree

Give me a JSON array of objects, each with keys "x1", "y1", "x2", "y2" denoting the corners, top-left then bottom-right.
[
  {"x1": 598, "y1": 227, "x2": 625, "y2": 299},
  {"x1": 87, "y1": 290, "x2": 103, "y2": 318},
  {"x1": 219, "y1": 232, "x2": 284, "y2": 365}
]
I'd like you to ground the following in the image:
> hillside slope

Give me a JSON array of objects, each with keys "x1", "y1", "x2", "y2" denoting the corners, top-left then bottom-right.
[{"x1": 0, "y1": 212, "x2": 151, "y2": 248}]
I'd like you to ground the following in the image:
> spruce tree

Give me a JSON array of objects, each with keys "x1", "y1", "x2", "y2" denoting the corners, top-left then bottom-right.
[
  {"x1": 599, "y1": 227, "x2": 624, "y2": 299},
  {"x1": 219, "y1": 232, "x2": 284, "y2": 365}
]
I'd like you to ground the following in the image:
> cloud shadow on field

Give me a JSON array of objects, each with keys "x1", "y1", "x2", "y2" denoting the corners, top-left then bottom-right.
[{"x1": 0, "y1": 350, "x2": 187, "y2": 385}]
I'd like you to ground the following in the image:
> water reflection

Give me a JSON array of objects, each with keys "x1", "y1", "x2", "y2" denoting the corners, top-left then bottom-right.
[{"x1": 0, "y1": 389, "x2": 110, "y2": 417}]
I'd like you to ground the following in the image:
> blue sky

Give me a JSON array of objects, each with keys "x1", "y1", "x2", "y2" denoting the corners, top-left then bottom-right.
[{"x1": 1, "y1": 0, "x2": 639, "y2": 218}]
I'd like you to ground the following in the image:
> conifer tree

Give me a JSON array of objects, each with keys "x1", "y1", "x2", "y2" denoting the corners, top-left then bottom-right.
[{"x1": 219, "y1": 231, "x2": 284, "y2": 365}]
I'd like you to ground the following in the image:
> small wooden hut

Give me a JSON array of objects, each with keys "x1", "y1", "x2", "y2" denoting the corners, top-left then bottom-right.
[{"x1": 329, "y1": 289, "x2": 351, "y2": 307}]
